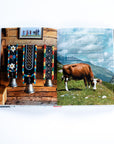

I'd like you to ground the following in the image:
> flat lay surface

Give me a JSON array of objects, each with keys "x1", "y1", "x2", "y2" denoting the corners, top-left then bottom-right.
[{"x1": 0, "y1": 0, "x2": 114, "y2": 143}]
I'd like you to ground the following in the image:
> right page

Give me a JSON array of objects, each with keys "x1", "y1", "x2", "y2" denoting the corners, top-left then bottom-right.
[{"x1": 57, "y1": 28, "x2": 114, "y2": 105}]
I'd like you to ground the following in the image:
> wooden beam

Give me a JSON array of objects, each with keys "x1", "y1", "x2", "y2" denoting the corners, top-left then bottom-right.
[{"x1": 3, "y1": 46, "x2": 57, "y2": 50}]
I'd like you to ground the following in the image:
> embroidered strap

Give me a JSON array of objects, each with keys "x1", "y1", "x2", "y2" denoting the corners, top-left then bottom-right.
[{"x1": 7, "y1": 44, "x2": 18, "y2": 78}]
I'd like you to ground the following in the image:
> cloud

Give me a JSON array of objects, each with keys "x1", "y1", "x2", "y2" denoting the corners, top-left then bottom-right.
[
  {"x1": 104, "y1": 52, "x2": 108, "y2": 56},
  {"x1": 58, "y1": 49, "x2": 68, "y2": 55},
  {"x1": 78, "y1": 50, "x2": 82, "y2": 54},
  {"x1": 98, "y1": 59, "x2": 104, "y2": 63},
  {"x1": 58, "y1": 28, "x2": 114, "y2": 72}
]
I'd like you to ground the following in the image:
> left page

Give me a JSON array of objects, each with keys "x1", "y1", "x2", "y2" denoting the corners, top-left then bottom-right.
[{"x1": 0, "y1": 27, "x2": 57, "y2": 105}]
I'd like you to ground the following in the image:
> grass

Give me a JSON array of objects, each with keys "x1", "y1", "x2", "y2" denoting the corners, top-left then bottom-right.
[
  {"x1": 57, "y1": 70, "x2": 114, "y2": 105},
  {"x1": 102, "y1": 81, "x2": 114, "y2": 92}
]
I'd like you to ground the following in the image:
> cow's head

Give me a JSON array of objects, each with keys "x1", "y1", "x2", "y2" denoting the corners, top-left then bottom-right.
[{"x1": 91, "y1": 78, "x2": 102, "y2": 90}]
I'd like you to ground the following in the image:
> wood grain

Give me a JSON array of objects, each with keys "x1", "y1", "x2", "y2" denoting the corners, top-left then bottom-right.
[
  {"x1": 7, "y1": 86, "x2": 57, "y2": 92},
  {"x1": 6, "y1": 97, "x2": 57, "y2": 105},
  {"x1": 0, "y1": 86, "x2": 7, "y2": 105},
  {"x1": 7, "y1": 88, "x2": 57, "y2": 97}
]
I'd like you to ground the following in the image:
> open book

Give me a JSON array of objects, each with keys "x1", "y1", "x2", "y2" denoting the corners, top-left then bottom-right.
[{"x1": 0, "y1": 27, "x2": 114, "y2": 105}]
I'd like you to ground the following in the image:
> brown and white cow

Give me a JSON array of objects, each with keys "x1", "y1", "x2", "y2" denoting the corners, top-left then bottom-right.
[{"x1": 62, "y1": 63, "x2": 102, "y2": 91}]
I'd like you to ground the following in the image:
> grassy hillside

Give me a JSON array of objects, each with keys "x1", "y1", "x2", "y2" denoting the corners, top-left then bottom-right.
[{"x1": 57, "y1": 63, "x2": 114, "y2": 105}]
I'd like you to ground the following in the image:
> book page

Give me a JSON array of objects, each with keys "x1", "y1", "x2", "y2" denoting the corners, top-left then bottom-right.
[{"x1": 57, "y1": 28, "x2": 114, "y2": 105}]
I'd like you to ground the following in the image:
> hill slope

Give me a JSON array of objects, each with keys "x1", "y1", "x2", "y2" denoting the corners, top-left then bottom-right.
[{"x1": 58, "y1": 55, "x2": 114, "y2": 82}]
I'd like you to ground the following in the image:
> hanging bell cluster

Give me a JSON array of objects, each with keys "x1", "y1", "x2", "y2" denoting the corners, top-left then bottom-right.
[{"x1": 7, "y1": 44, "x2": 55, "y2": 92}]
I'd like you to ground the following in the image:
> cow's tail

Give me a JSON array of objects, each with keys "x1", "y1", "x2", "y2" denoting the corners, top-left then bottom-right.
[{"x1": 89, "y1": 65, "x2": 94, "y2": 80}]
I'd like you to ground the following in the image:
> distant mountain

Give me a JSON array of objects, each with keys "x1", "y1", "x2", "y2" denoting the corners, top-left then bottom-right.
[
  {"x1": 110, "y1": 76, "x2": 114, "y2": 84},
  {"x1": 58, "y1": 55, "x2": 114, "y2": 82}
]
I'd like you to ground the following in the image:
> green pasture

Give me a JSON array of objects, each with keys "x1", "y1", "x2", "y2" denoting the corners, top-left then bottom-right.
[{"x1": 57, "y1": 70, "x2": 114, "y2": 105}]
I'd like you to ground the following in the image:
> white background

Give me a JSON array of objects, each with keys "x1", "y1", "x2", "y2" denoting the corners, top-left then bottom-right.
[{"x1": 0, "y1": 0, "x2": 114, "y2": 144}]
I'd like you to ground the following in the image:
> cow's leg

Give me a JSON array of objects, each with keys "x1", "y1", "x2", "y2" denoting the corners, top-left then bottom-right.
[
  {"x1": 88, "y1": 80, "x2": 91, "y2": 88},
  {"x1": 61, "y1": 75, "x2": 64, "y2": 81},
  {"x1": 84, "y1": 77, "x2": 87, "y2": 88},
  {"x1": 65, "y1": 77, "x2": 69, "y2": 91}
]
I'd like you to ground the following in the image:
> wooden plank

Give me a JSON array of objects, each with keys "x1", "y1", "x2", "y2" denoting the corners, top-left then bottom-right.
[
  {"x1": 8, "y1": 30, "x2": 18, "y2": 37},
  {"x1": 7, "y1": 96, "x2": 57, "y2": 101},
  {"x1": 43, "y1": 28, "x2": 57, "y2": 39},
  {"x1": 43, "y1": 28, "x2": 57, "y2": 32},
  {"x1": 9, "y1": 28, "x2": 18, "y2": 30},
  {"x1": 43, "y1": 32, "x2": 57, "y2": 38},
  {"x1": 0, "y1": 95, "x2": 2, "y2": 102},
  {"x1": 6, "y1": 96, "x2": 57, "y2": 105},
  {"x1": 43, "y1": 30, "x2": 57, "y2": 38},
  {"x1": 7, "y1": 86, "x2": 57, "y2": 92},
  {"x1": 0, "y1": 86, "x2": 7, "y2": 105},
  {"x1": 43, "y1": 36, "x2": 57, "y2": 39},
  {"x1": 7, "y1": 91, "x2": 57, "y2": 97},
  {"x1": 3, "y1": 88, "x2": 7, "y2": 104},
  {"x1": 5, "y1": 28, "x2": 18, "y2": 30}
]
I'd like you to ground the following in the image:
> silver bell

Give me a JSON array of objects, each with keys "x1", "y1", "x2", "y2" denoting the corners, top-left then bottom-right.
[
  {"x1": 9, "y1": 78, "x2": 17, "y2": 87},
  {"x1": 24, "y1": 84, "x2": 35, "y2": 94},
  {"x1": 44, "y1": 79, "x2": 53, "y2": 87}
]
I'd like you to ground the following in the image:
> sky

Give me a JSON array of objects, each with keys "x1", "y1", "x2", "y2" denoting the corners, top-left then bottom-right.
[{"x1": 57, "y1": 28, "x2": 114, "y2": 73}]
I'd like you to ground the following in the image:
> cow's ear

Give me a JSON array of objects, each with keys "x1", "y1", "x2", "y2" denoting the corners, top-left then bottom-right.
[
  {"x1": 97, "y1": 79, "x2": 102, "y2": 83},
  {"x1": 97, "y1": 79, "x2": 100, "y2": 82}
]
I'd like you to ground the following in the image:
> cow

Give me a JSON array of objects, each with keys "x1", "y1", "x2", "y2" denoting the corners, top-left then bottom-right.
[{"x1": 62, "y1": 63, "x2": 102, "y2": 91}]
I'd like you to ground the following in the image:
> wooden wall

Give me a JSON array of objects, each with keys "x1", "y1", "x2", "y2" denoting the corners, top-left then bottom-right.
[
  {"x1": 1, "y1": 27, "x2": 57, "y2": 46},
  {"x1": 1, "y1": 27, "x2": 57, "y2": 79},
  {"x1": 1, "y1": 27, "x2": 57, "y2": 60},
  {"x1": 0, "y1": 28, "x2": 57, "y2": 104}
]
